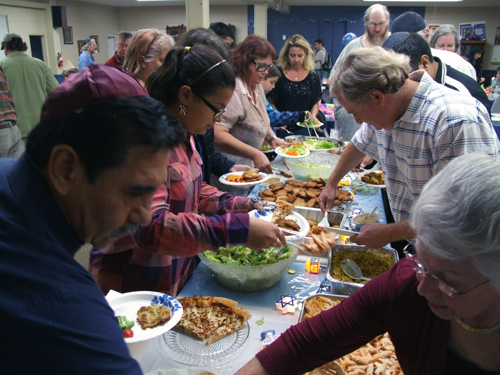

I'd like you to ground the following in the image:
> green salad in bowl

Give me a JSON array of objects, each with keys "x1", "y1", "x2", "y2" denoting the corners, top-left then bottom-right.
[
  {"x1": 278, "y1": 144, "x2": 309, "y2": 157},
  {"x1": 304, "y1": 140, "x2": 336, "y2": 150},
  {"x1": 199, "y1": 245, "x2": 299, "y2": 291}
]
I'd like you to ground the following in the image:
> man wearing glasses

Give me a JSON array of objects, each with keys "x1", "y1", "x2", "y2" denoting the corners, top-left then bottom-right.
[
  {"x1": 105, "y1": 31, "x2": 132, "y2": 71},
  {"x1": 329, "y1": 4, "x2": 390, "y2": 143}
]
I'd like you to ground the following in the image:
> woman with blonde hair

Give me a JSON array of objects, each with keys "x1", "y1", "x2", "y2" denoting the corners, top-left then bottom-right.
[
  {"x1": 268, "y1": 34, "x2": 322, "y2": 136},
  {"x1": 123, "y1": 29, "x2": 174, "y2": 86}
]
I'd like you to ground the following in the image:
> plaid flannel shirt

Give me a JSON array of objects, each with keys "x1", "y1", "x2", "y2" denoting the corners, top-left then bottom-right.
[{"x1": 90, "y1": 135, "x2": 252, "y2": 297}]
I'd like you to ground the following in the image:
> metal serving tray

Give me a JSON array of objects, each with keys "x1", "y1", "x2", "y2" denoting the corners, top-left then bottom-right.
[
  {"x1": 326, "y1": 244, "x2": 399, "y2": 289},
  {"x1": 293, "y1": 207, "x2": 347, "y2": 229},
  {"x1": 298, "y1": 293, "x2": 347, "y2": 323}
]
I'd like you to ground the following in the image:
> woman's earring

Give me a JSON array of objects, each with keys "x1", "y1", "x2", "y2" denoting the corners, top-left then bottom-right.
[{"x1": 179, "y1": 104, "x2": 187, "y2": 117}]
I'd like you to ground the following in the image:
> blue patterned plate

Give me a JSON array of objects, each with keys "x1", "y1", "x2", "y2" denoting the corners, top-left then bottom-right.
[{"x1": 108, "y1": 291, "x2": 183, "y2": 344}]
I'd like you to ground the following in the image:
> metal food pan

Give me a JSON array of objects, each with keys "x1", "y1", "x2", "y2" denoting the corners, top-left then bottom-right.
[
  {"x1": 298, "y1": 293, "x2": 347, "y2": 323},
  {"x1": 293, "y1": 207, "x2": 347, "y2": 228},
  {"x1": 326, "y1": 244, "x2": 399, "y2": 289}
]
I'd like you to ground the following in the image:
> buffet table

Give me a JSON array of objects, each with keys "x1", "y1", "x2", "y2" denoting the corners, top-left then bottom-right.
[{"x1": 139, "y1": 173, "x2": 387, "y2": 374}]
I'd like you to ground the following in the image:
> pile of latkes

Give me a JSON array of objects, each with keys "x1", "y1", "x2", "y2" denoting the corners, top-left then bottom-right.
[
  {"x1": 258, "y1": 178, "x2": 353, "y2": 208},
  {"x1": 242, "y1": 168, "x2": 263, "y2": 182},
  {"x1": 361, "y1": 171, "x2": 384, "y2": 185}
]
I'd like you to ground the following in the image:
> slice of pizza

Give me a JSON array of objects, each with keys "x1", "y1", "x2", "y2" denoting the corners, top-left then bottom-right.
[
  {"x1": 202, "y1": 297, "x2": 239, "y2": 339},
  {"x1": 176, "y1": 296, "x2": 213, "y2": 340},
  {"x1": 205, "y1": 306, "x2": 252, "y2": 345},
  {"x1": 271, "y1": 199, "x2": 295, "y2": 225},
  {"x1": 137, "y1": 303, "x2": 171, "y2": 329}
]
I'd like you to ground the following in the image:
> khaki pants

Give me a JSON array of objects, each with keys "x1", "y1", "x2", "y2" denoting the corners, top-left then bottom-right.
[{"x1": 0, "y1": 123, "x2": 24, "y2": 158}]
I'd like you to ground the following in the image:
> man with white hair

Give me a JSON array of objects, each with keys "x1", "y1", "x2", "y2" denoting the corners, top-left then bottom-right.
[
  {"x1": 78, "y1": 38, "x2": 98, "y2": 71},
  {"x1": 391, "y1": 11, "x2": 476, "y2": 79},
  {"x1": 330, "y1": 4, "x2": 390, "y2": 142},
  {"x1": 320, "y1": 47, "x2": 499, "y2": 255}
]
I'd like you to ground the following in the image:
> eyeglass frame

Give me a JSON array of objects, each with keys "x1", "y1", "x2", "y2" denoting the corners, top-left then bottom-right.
[
  {"x1": 251, "y1": 60, "x2": 273, "y2": 73},
  {"x1": 190, "y1": 88, "x2": 227, "y2": 119},
  {"x1": 403, "y1": 244, "x2": 491, "y2": 297},
  {"x1": 367, "y1": 21, "x2": 387, "y2": 30}
]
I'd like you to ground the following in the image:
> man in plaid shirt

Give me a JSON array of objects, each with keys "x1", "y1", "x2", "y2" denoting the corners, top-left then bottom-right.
[
  {"x1": 320, "y1": 47, "x2": 500, "y2": 250},
  {"x1": 0, "y1": 67, "x2": 23, "y2": 157}
]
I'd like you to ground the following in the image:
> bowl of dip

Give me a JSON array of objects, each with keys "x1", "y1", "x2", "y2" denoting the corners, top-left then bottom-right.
[{"x1": 351, "y1": 211, "x2": 379, "y2": 230}]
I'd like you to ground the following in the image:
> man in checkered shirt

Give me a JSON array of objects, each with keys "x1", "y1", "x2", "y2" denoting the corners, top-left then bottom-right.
[{"x1": 319, "y1": 47, "x2": 500, "y2": 250}]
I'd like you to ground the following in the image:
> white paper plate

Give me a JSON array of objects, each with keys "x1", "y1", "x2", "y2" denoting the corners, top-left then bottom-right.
[
  {"x1": 349, "y1": 171, "x2": 385, "y2": 189},
  {"x1": 296, "y1": 121, "x2": 324, "y2": 129},
  {"x1": 218, "y1": 171, "x2": 269, "y2": 187},
  {"x1": 249, "y1": 207, "x2": 310, "y2": 239},
  {"x1": 108, "y1": 291, "x2": 183, "y2": 344},
  {"x1": 275, "y1": 146, "x2": 311, "y2": 158}
]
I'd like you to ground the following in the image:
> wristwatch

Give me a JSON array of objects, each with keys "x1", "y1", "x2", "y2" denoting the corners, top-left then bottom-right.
[{"x1": 268, "y1": 135, "x2": 277, "y2": 144}]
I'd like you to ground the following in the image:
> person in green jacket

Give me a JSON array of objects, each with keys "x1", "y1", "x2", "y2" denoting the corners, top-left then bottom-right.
[{"x1": 0, "y1": 33, "x2": 59, "y2": 140}]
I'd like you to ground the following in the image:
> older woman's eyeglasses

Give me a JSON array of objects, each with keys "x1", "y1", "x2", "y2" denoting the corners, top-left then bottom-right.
[
  {"x1": 367, "y1": 21, "x2": 387, "y2": 30},
  {"x1": 191, "y1": 89, "x2": 226, "y2": 119},
  {"x1": 251, "y1": 60, "x2": 273, "y2": 73},
  {"x1": 403, "y1": 245, "x2": 491, "y2": 297}
]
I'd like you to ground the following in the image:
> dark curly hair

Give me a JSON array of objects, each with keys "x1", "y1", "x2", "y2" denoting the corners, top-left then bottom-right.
[{"x1": 2, "y1": 36, "x2": 28, "y2": 52}]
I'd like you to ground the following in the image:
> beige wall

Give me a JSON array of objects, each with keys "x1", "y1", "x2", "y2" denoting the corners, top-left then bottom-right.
[
  {"x1": 117, "y1": 5, "x2": 248, "y2": 43},
  {"x1": 0, "y1": 3, "x2": 54, "y2": 68},
  {"x1": 1, "y1": 1, "x2": 499, "y2": 73},
  {"x1": 424, "y1": 6, "x2": 499, "y2": 71},
  {"x1": 57, "y1": 0, "x2": 119, "y2": 67}
]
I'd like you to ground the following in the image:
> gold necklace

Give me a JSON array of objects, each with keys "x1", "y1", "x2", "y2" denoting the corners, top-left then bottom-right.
[{"x1": 455, "y1": 318, "x2": 500, "y2": 334}]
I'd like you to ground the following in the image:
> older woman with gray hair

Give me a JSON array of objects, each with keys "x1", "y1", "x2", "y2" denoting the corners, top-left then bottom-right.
[
  {"x1": 236, "y1": 153, "x2": 500, "y2": 375},
  {"x1": 430, "y1": 24, "x2": 460, "y2": 54},
  {"x1": 123, "y1": 29, "x2": 174, "y2": 87}
]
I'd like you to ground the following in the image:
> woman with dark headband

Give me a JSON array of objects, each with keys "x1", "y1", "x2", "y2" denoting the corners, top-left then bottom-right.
[
  {"x1": 123, "y1": 28, "x2": 174, "y2": 87},
  {"x1": 214, "y1": 35, "x2": 288, "y2": 177},
  {"x1": 176, "y1": 28, "x2": 252, "y2": 183},
  {"x1": 89, "y1": 45, "x2": 286, "y2": 297}
]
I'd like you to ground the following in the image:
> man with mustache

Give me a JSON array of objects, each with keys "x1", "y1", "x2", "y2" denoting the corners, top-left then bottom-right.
[
  {"x1": 0, "y1": 64, "x2": 184, "y2": 374},
  {"x1": 330, "y1": 3, "x2": 390, "y2": 142}
]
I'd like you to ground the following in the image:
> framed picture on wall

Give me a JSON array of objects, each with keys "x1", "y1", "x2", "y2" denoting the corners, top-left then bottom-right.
[
  {"x1": 459, "y1": 24, "x2": 473, "y2": 40},
  {"x1": 77, "y1": 40, "x2": 85, "y2": 55},
  {"x1": 166, "y1": 25, "x2": 186, "y2": 42},
  {"x1": 90, "y1": 35, "x2": 99, "y2": 52},
  {"x1": 63, "y1": 26, "x2": 73, "y2": 44}
]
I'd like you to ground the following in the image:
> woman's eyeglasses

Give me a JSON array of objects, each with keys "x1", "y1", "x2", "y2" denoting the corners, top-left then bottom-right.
[
  {"x1": 191, "y1": 89, "x2": 226, "y2": 119},
  {"x1": 403, "y1": 245, "x2": 490, "y2": 297},
  {"x1": 251, "y1": 60, "x2": 273, "y2": 73}
]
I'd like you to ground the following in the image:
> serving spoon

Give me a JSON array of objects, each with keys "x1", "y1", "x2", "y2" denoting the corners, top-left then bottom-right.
[{"x1": 340, "y1": 259, "x2": 372, "y2": 281}]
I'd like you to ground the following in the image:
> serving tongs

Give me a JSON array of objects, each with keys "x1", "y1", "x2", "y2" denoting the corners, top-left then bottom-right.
[{"x1": 273, "y1": 240, "x2": 302, "y2": 258}]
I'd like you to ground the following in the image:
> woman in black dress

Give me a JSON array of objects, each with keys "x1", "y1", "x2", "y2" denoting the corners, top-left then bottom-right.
[{"x1": 267, "y1": 34, "x2": 322, "y2": 137}]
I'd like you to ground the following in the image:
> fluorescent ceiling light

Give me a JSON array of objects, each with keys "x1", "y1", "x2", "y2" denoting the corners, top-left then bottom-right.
[{"x1": 364, "y1": 0, "x2": 462, "y2": 2}]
